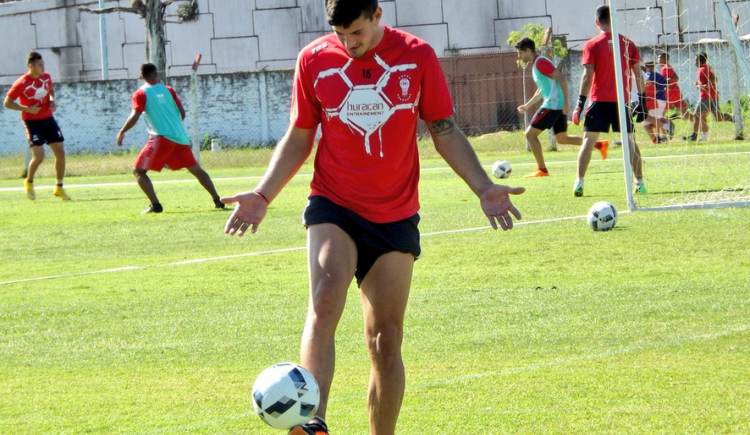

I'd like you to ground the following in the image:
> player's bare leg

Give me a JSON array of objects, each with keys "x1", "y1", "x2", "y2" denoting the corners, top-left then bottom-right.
[
  {"x1": 186, "y1": 164, "x2": 223, "y2": 208},
  {"x1": 575, "y1": 131, "x2": 600, "y2": 196},
  {"x1": 360, "y1": 251, "x2": 413, "y2": 435},
  {"x1": 554, "y1": 132, "x2": 583, "y2": 145},
  {"x1": 133, "y1": 167, "x2": 160, "y2": 205},
  {"x1": 523, "y1": 127, "x2": 549, "y2": 177},
  {"x1": 48, "y1": 142, "x2": 66, "y2": 182},
  {"x1": 26, "y1": 145, "x2": 44, "y2": 183},
  {"x1": 301, "y1": 224, "x2": 357, "y2": 420}
]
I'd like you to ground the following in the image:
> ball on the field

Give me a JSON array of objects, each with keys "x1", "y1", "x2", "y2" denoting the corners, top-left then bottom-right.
[
  {"x1": 252, "y1": 363, "x2": 320, "y2": 430},
  {"x1": 587, "y1": 201, "x2": 618, "y2": 231},
  {"x1": 491, "y1": 160, "x2": 512, "y2": 179}
]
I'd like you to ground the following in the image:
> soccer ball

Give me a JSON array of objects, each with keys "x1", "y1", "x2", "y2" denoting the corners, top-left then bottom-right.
[
  {"x1": 252, "y1": 363, "x2": 320, "y2": 430},
  {"x1": 491, "y1": 160, "x2": 512, "y2": 179},
  {"x1": 587, "y1": 201, "x2": 618, "y2": 231}
]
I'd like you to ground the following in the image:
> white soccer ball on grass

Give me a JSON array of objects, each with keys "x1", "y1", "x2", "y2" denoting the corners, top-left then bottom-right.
[
  {"x1": 252, "y1": 363, "x2": 320, "y2": 430},
  {"x1": 491, "y1": 160, "x2": 512, "y2": 179},
  {"x1": 587, "y1": 201, "x2": 618, "y2": 231}
]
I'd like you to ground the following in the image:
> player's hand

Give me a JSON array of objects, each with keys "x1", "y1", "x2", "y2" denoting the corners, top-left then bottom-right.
[
  {"x1": 26, "y1": 105, "x2": 41, "y2": 115},
  {"x1": 479, "y1": 184, "x2": 525, "y2": 231},
  {"x1": 116, "y1": 131, "x2": 125, "y2": 147},
  {"x1": 517, "y1": 104, "x2": 527, "y2": 114},
  {"x1": 562, "y1": 105, "x2": 569, "y2": 116},
  {"x1": 572, "y1": 106, "x2": 582, "y2": 125},
  {"x1": 222, "y1": 191, "x2": 269, "y2": 236},
  {"x1": 572, "y1": 95, "x2": 586, "y2": 125}
]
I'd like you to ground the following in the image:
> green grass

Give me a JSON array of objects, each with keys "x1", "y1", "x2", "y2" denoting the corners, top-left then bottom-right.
[{"x1": 1, "y1": 131, "x2": 749, "y2": 435}]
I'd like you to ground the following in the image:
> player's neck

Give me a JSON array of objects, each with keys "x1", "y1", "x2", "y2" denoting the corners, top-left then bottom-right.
[{"x1": 28, "y1": 70, "x2": 42, "y2": 79}]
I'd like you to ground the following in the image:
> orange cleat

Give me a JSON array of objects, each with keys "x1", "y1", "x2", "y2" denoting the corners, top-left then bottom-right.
[
  {"x1": 595, "y1": 140, "x2": 609, "y2": 160},
  {"x1": 523, "y1": 168, "x2": 549, "y2": 178}
]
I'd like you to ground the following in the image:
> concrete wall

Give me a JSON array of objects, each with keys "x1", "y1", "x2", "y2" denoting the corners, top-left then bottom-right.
[
  {"x1": 0, "y1": 0, "x2": 747, "y2": 84},
  {"x1": 0, "y1": 69, "x2": 294, "y2": 155}
]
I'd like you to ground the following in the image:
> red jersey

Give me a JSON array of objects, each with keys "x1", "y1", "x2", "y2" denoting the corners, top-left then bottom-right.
[
  {"x1": 697, "y1": 65, "x2": 718, "y2": 99},
  {"x1": 291, "y1": 26, "x2": 454, "y2": 223},
  {"x1": 660, "y1": 63, "x2": 683, "y2": 104},
  {"x1": 582, "y1": 32, "x2": 640, "y2": 103},
  {"x1": 6, "y1": 72, "x2": 54, "y2": 120}
]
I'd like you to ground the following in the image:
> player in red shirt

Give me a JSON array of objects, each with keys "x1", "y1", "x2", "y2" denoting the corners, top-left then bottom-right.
[
  {"x1": 571, "y1": 6, "x2": 647, "y2": 196},
  {"x1": 4, "y1": 52, "x2": 70, "y2": 201},
  {"x1": 222, "y1": 1, "x2": 524, "y2": 434},
  {"x1": 684, "y1": 52, "x2": 733, "y2": 141},
  {"x1": 658, "y1": 52, "x2": 693, "y2": 138}
]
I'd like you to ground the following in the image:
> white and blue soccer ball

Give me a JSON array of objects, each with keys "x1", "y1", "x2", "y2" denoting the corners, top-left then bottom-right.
[
  {"x1": 491, "y1": 160, "x2": 512, "y2": 179},
  {"x1": 587, "y1": 201, "x2": 618, "y2": 231},
  {"x1": 252, "y1": 363, "x2": 320, "y2": 430}
]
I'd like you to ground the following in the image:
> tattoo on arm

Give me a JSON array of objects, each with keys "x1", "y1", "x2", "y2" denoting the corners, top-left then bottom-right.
[{"x1": 428, "y1": 117, "x2": 456, "y2": 137}]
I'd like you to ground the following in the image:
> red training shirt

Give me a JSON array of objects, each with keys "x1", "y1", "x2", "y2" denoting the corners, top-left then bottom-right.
[
  {"x1": 6, "y1": 72, "x2": 54, "y2": 121},
  {"x1": 660, "y1": 64, "x2": 683, "y2": 104},
  {"x1": 697, "y1": 65, "x2": 718, "y2": 100},
  {"x1": 582, "y1": 32, "x2": 640, "y2": 103},
  {"x1": 291, "y1": 26, "x2": 454, "y2": 223}
]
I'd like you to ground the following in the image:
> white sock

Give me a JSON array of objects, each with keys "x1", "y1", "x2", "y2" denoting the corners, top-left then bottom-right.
[
  {"x1": 635, "y1": 179, "x2": 644, "y2": 186},
  {"x1": 56, "y1": 179, "x2": 63, "y2": 186},
  {"x1": 701, "y1": 132, "x2": 708, "y2": 140},
  {"x1": 575, "y1": 179, "x2": 584, "y2": 187}
]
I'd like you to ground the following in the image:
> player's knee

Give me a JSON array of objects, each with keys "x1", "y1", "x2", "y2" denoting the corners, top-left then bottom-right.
[{"x1": 365, "y1": 324, "x2": 402, "y2": 367}]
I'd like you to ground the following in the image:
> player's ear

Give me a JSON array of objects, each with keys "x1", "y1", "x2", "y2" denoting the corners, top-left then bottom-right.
[{"x1": 372, "y1": 7, "x2": 382, "y2": 24}]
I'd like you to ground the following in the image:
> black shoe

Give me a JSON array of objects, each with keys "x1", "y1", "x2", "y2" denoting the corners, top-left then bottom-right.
[
  {"x1": 288, "y1": 418, "x2": 329, "y2": 435},
  {"x1": 141, "y1": 203, "x2": 163, "y2": 214},
  {"x1": 213, "y1": 198, "x2": 226, "y2": 210},
  {"x1": 683, "y1": 132, "x2": 698, "y2": 142}
]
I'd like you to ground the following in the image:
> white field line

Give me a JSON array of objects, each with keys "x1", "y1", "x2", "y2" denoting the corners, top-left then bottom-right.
[
  {"x1": 0, "y1": 211, "x2": 626, "y2": 286},
  {"x1": 129, "y1": 324, "x2": 750, "y2": 435},
  {"x1": 2, "y1": 150, "x2": 748, "y2": 192}
]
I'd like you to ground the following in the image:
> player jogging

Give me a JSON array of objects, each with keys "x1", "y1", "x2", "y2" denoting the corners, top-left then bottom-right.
[
  {"x1": 684, "y1": 52, "x2": 732, "y2": 142},
  {"x1": 642, "y1": 60, "x2": 669, "y2": 143},
  {"x1": 4, "y1": 52, "x2": 70, "y2": 201},
  {"x1": 571, "y1": 5, "x2": 647, "y2": 197},
  {"x1": 117, "y1": 63, "x2": 224, "y2": 214},
  {"x1": 515, "y1": 37, "x2": 608, "y2": 178},
  {"x1": 222, "y1": 1, "x2": 524, "y2": 434}
]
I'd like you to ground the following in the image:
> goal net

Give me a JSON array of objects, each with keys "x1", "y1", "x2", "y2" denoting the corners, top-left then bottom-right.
[{"x1": 611, "y1": 0, "x2": 750, "y2": 211}]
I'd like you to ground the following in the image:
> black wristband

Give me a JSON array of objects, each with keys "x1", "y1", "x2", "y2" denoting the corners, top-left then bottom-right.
[{"x1": 576, "y1": 95, "x2": 587, "y2": 109}]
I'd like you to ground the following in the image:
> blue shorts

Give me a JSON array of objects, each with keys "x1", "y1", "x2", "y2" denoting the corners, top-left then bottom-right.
[
  {"x1": 23, "y1": 117, "x2": 64, "y2": 146},
  {"x1": 302, "y1": 195, "x2": 420, "y2": 286}
]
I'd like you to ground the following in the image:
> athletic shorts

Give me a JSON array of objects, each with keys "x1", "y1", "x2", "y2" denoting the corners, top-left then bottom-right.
[
  {"x1": 302, "y1": 195, "x2": 421, "y2": 287},
  {"x1": 23, "y1": 117, "x2": 64, "y2": 146},
  {"x1": 583, "y1": 101, "x2": 634, "y2": 133},
  {"x1": 696, "y1": 98, "x2": 720, "y2": 115},
  {"x1": 134, "y1": 136, "x2": 197, "y2": 172},
  {"x1": 647, "y1": 100, "x2": 667, "y2": 119},
  {"x1": 530, "y1": 108, "x2": 568, "y2": 134}
]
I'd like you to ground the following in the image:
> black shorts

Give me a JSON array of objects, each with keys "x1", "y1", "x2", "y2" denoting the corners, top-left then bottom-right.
[
  {"x1": 583, "y1": 101, "x2": 634, "y2": 133},
  {"x1": 23, "y1": 117, "x2": 65, "y2": 146},
  {"x1": 302, "y1": 195, "x2": 421, "y2": 287},
  {"x1": 530, "y1": 108, "x2": 568, "y2": 134}
]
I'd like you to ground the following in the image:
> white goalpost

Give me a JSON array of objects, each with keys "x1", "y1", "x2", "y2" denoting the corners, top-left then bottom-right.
[{"x1": 609, "y1": 0, "x2": 750, "y2": 211}]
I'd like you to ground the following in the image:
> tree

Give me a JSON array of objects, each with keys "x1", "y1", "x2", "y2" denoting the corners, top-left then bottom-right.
[
  {"x1": 507, "y1": 24, "x2": 568, "y2": 68},
  {"x1": 78, "y1": 0, "x2": 199, "y2": 74}
]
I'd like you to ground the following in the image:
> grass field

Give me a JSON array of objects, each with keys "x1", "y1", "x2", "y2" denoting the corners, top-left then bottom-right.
[{"x1": 1, "y1": 132, "x2": 749, "y2": 435}]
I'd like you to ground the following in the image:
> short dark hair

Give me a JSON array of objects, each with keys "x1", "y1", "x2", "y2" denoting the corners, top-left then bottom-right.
[
  {"x1": 27, "y1": 52, "x2": 42, "y2": 65},
  {"x1": 697, "y1": 52, "x2": 708, "y2": 65},
  {"x1": 514, "y1": 37, "x2": 535, "y2": 53},
  {"x1": 140, "y1": 63, "x2": 158, "y2": 78},
  {"x1": 659, "y1": 52, "x2": 669, "y2": 62},
  {"x1": 326, "y1": 0, "x2": 378, "y2": 28},
  {"x1": 596, "y1": 6, "x2": 611, "y2": 25}
]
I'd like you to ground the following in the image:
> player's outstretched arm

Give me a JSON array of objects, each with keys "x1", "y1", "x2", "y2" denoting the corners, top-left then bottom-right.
[
  {"x1": 426, "y1": 116, "x2": 525, "y2": 231},
  {"x1": 222, "y1": 125, "x2": 316, "y2": 237}
]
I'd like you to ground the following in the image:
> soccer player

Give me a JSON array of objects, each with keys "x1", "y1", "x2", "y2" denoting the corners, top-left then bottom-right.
[
  {"x1": 117, "y1": 63, "x2": 224, "y2": 214},
  {"x1": 4, "y1": 52, "x2": 70, "y2": 201},
  {"x1": 222, "y1": 1, "x2": 524, "y2": 434},
  {"x1": 684, "y1": 52, "x2": 733, "y2": 142},
  {"x1": 658, "y1": 52, "x2": 693, "y2": 137},
  {"x1": 642, "y1": 60, "x2": 669, "y2": 143},
  {"x1": 571, "y1": 5, "x2": 647, "y2": 197},
  {"x1": 514, "y1": 37, "x2": 608, "y2": 178}
]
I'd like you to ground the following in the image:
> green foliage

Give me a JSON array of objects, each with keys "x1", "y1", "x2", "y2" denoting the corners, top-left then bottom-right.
[
  {"x1": 175, "y1": 0, "x2": 199, "y2": 23},
  {"x1": 507, "y1": 23, "x2": 568, "y2": 68}
]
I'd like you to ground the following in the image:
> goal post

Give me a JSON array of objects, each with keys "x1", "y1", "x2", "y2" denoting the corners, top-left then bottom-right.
[{"x1": 609, "y1": 0, "x2": 750, "y2": 211}]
